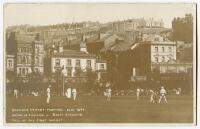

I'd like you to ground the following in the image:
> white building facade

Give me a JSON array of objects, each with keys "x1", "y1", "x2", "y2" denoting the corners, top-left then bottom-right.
[
  {"x1": 51, "y1": 42, "x2": 107, "y2": 79},
  {"x1": 51, "y1": 54, "x2": 96, "y2": 77},
  {"x1": 151, "y1": 41, "x2": 176, "y2": 64}
]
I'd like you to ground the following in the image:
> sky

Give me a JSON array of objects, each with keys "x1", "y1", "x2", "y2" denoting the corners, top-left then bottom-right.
[{"x1": 4, "y1": 3, "x2": 196, "y2": 28}]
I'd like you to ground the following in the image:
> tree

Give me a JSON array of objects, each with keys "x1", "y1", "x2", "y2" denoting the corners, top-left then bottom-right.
[
  {"x1": 27, "y1": 71, "x2": 43, "y2": 91},
  {"x1": 85, "y1": 68, "x2": 97, "y2": 92},
  {"x1": 151, "y1": 68, "x2": 161, "y2": 82},
  {"x1": 6, "y1": 71, "x2": 16, "y2": 83}
]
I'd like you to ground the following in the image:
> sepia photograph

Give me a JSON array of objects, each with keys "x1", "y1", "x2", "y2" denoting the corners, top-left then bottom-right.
[{"x1": 4, "y1": 3, "x2": 196, "y2": 124}]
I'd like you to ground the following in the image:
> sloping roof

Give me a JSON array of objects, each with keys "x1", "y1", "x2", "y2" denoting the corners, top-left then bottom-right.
[
  {"x1": 101, "y1": 40, "x2": 134, "y2": 52},
  {"x1": 110, "y1": 41, "x2": 134, "y2": 52},
  {"x1": 52, "y1": 50, "x2": 96, "y2": 58}
]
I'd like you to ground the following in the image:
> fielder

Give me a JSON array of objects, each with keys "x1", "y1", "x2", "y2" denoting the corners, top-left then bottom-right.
[
  {"x1": 136, "y1": 88, "x2": 140, "y2": 101},
  {"x1": 14, "y1": 89, "x2": 18, "y2": 99},
  {"x1": 158, "y1": 86, "x2": 168, "y2": 104},
  {"x1": 72, "y1": 88, "x2": 77, "y2": 101},
  {"x1": 106, "y1": 87, "x2": 112, "y2": 101},
  {"x1": 66, "y1": 87, "x2": 72, "y2": 99},
  {"x1": 149, "y1": 89, "x2": 155, "y2": 103},
  {"x1": 46, "y1": 85, "x2": 51, "y2": 104},
  {"x1": 105, "y1": 82, "x2": 111, "y2": 88}
]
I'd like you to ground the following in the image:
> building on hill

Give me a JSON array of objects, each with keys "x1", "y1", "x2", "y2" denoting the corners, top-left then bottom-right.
[
  {"x1": 112, "y1": 18, "x2": 164, "y2": 33},
  {"x1": 11, "y1": 33, "x2": 45, "y2": 77}
]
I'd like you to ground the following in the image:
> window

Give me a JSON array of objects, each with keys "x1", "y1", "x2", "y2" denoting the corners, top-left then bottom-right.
[
  {"x1": 155, "y1": 57, "x2": 158, "y2": 63},
  {"x1": 162, "y1": 56, "x2": 165, "y2": 62},
  {"x1": 22, "y1": 47, "x2": 25, "y2": 53},
  {"x1": 22, "y1": 68, "x2": 25, "y2": 76},
  {"x1": 162, "y1": 47, "x2": 165, "y2": 52},
  {"x1": 100, "y1": 64, "x2": 105, "y2": 70},
  {"x1": 155, "y1": 47, "x2": 158, "y2": 52},
  {"x1": 26, "y1": 48, "x2": 28, "y2": 53},
  {"x1": 8, "y1": 60, "x2": 12, "y2": 67},
  {"x1": 26, "y1": 56, "x2": 28, "y2": 64},
  {"x1": 35, "y1": 47, "x2": 39, "y2": 53},
  {"x1": 19, "y1": 68, "x2": 22, "y2": 75},
  {"x1": 21, "y1": 48, "x2": 23, "y2": 53},
  {"x1": 26, "y1": 68, "x2": 29, "y2": 75},
  {"x1": 66, "y1": 59, "x2": 71, "y2": 66},
  {"x1": 26, "y1": 56, "x2": 31, "y2": 64},
  {"x1": 67, "y1": 68, "x2": 72, "y2": 77},
  {"x1": 76, "y1": 59, "x2": 80, "y2": 67},
  {"x1": 22, "y1": 56, "x2": 26, "y2": 64},
  {"x1": 168, "y1": 57, "x2": 172, "y2": 62},
  {"x1": 35, "y1": 57, "x2": 39, "y2": 65},
  {"x1": 55, "y1": 59, "x2": 60, "y2": 67},
  {"x1": 75, "y1": 67, "x2": 81, "y2": 76},
  {"x1": 87, "y1": 60, "x2": 91, "y2": 67},
  {"x1": 168, "y1": 47, "x2": 172, "y2": 52},
  {"x1": 21, "y1": 56, "x2": 28, "y2": 64}
]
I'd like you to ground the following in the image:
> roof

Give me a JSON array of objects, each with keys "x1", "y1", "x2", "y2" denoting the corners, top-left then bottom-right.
[
  {"x1": 52, "y1": 50, "x2": 96, "y2": 58},
  {"x1": 15, "y1": 34, "x2": 35, "y2": 44},
  {"x1": 101, "y1": 40, "x2": 134, "y2": 52},
  {"x1": 15, "y1": 34, "x2": 43, "y2": 44},
  {"x1": 151, "y1": 41, "x2": 176, "y2": 45},
  {"x1": 86, "y1": 33, "x2": 111, "y2": 44},
  {"x1": 93, "y1": 35, "x2": 111, "y2": 43},
  {"x1": 110, "y1": 41, "x2": 134, "y2": 52},
  {"x1": 136, "y1": 28, "x2": 170, "y2": 34}
]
